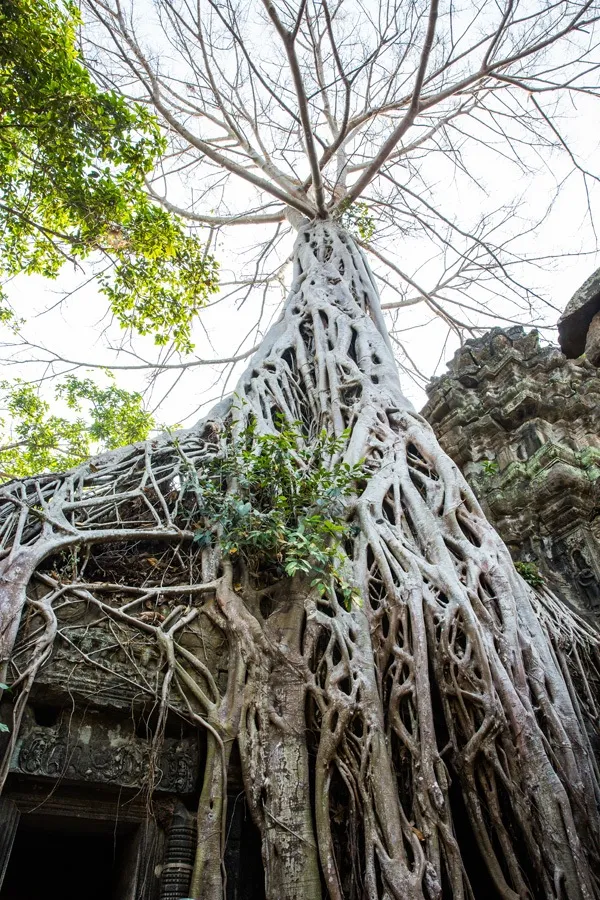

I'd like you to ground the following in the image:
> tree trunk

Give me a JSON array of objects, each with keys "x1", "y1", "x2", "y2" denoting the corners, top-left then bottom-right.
[
  {"x1": 253, "y1": 587, "x2": 322, "y2": 900},
  {"x1": 0, "y1": 219, "x2": 599, "y2": 899},
  {"x1": 226, "y1": 219, "x2": 600, "y2": 899}
]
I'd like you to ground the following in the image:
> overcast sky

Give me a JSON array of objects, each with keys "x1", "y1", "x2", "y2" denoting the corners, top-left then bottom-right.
[{"x1": 2, "y1": 9, "x2": 600, "y2": 430}]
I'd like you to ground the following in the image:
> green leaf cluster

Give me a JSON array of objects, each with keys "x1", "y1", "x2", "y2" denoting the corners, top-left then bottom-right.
[
  {"x1": 183, "y1": 420, "x2": 364, "y2": 605},
  {"x1": 515, "y1": 561, "x2": 544, "y2": 587},
  {"x1": 339, "y1": 201, "x2": 376, "y2": 242},
  {"x1": 479, "y1": 459, "x2": 499, "y2": 477},
  {"x1": 0, "y1": 375, "x2": 155, "y2": 479},
  {"x1": 0, "y1": 0, "x2": 218, "y2": 349},
  {"x1": 98, "y1": 201, "x2": 219, "y2": 352}
]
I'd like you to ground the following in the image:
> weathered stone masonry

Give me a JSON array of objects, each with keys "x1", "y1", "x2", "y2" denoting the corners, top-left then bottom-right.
[{"x1": 423, "y1": 326, "x2": 600, "y2": 617}]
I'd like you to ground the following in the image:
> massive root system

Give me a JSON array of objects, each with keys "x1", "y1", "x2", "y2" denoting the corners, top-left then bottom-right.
[{"x1": 1, "y1": 222, "x2": 599, "y2": 900}]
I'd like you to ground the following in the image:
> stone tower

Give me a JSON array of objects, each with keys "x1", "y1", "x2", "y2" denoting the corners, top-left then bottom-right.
[{"x1": 423, "y1": 326, "x2": 600, "y2": 617}]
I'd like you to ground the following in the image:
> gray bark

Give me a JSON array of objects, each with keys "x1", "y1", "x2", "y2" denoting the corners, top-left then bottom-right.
[{"x1": 0, "y1": 221, "x2": 599, "y2": 899}]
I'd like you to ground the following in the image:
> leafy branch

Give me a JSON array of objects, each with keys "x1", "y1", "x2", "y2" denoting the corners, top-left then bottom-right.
[
  {"x1": 0, "y1": 0, "x2": 219, "y2": 350},
  {"x1": 338, "y1": 201, "x2": 376, "y2": 242},
  {"x1": 0, "y1": 375, "x2": 155, "y2": 479}
]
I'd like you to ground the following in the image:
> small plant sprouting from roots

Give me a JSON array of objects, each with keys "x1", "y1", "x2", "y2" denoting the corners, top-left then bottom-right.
[
  {"x1": 1, "y1": 222, "x2": 600, "y2": 900},
  {"x1": 179, "y1": 418, "x2": 364, "y2": 600}
]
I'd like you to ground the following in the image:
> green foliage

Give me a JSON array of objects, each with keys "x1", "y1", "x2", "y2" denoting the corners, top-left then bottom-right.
[
  {"x1": 182, "y1": 420, "x2": 364, "y2": 606},
  {"x1": 479, "y1": 459, "x2": 499, "y2": 476},
  {"x1": 339, "y1": 201, "x2": 376, "y2": 242},
  {"x1": 0, "y1": 0, "x2": 218, "y2": 349},
  {"x1": 515, "y1": 561, "x2": 544, "y2": 587},
  {"x1": 99, "y1": 202, "x2": 219, "y2": 352},
  {"x1": 0, "y1": 375, "x2": 155, "y2": 479}
]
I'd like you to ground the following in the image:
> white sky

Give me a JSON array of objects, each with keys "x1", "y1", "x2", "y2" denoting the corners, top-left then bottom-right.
[{"x1": 2, "y1": 9, "x2": 600, "y2": 430}]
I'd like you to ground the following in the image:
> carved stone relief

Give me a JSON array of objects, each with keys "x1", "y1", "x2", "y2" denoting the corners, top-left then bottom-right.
[{"x1": 9, "y1": 707, "x2": 199, "y2": 794}]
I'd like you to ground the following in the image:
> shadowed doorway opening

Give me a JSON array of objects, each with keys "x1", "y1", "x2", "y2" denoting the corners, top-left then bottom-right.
[{"x1": 0, "y1": 814, "x2": 132, "y2": 900}]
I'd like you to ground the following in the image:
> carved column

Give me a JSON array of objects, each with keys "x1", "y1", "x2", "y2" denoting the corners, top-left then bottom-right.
[{"x1": 159, "y1": 803, "x2": 196, "y2": 900}]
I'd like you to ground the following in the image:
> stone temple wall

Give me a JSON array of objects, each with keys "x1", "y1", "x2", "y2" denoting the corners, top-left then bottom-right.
[
  {"x1": 0, "y1": 568, "x2": 264, "y2": 899},
  {"x1": 422, "y1": 326, "x2": 600, "y2": 618}
]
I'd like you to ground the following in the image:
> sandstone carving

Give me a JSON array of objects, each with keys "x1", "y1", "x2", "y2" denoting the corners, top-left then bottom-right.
[{"x1": 423, "y1": 326, "x2": 600, "y2": 616}]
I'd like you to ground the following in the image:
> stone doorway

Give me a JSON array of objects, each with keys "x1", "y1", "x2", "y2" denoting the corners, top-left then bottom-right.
[
  {"x1": 1, "y1": 813, "x2": 134, "y2": 900},
  {"x1": 0, "y1": 789, "x2": 164, "y2": 900}
]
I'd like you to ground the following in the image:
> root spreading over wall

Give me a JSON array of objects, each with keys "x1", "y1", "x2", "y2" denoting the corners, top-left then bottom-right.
[{"x1": 1, "y1": 222, "x2": 599, "y2": 900}]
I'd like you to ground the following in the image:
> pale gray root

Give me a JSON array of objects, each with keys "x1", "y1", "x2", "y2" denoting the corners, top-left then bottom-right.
[
  {"x1": 0, "y1": 222, "x2": 599, "y2": 900},
  {"x1": 232, "y1": 221, "x2": 600, "y2": 898}
]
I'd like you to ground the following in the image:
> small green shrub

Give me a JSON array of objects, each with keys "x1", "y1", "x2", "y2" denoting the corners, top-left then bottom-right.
[
  {"x1": 515, "y1": 561, "x2": 544, "y2": 587},
  {"x1": 480, "y1": 459, "x2": 499, "y2": 477},
  {"x1": 179, "y1": 420, "x2": 365, "y2": 607}
]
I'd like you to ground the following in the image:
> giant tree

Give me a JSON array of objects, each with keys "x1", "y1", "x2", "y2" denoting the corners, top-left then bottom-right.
[{"x1": 1, "y1": 2, "x2": 600, "y2": 899}]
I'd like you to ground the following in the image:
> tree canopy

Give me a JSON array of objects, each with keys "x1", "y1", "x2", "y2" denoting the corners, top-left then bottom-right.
[
  {"x1": 0, "y1": 0, "x2": 219, "y2": 350},
  {"x1": 0, "y1": 375, "x2": 154, "y2": 479},
  {"x1": 2, "y1": 0, "x2": 595, "y2": 420}
]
